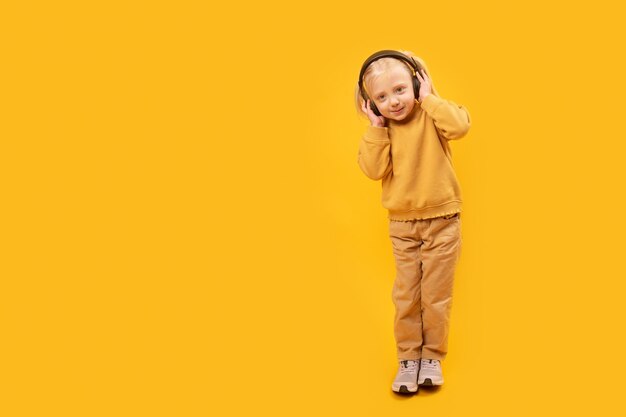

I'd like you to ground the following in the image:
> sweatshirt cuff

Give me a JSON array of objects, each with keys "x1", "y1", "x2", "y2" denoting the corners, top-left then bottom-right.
[
  {"x1": 420, "y1": 94, "x2": 443, "y2": 115},
  {"x1": 363, "y1": 125, "x2": 390, "y2": 142}
]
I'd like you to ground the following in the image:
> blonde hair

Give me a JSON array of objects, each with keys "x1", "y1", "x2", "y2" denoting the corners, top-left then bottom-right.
[{"x1": 354, "y1": 50, "x2": 440, "y2": 119}]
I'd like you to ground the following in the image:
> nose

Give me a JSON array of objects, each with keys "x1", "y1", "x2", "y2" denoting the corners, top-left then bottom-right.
[{"x1": 390, "y1": 97, "x2": 400, "y2": 107}]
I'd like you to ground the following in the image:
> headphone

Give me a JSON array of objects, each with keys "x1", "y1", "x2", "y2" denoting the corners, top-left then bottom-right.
[{"x1": 358, "y1": 50, "x2": 423, "y2": 117}]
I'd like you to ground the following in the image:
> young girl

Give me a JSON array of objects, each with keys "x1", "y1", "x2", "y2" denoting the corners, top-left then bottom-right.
[{"x1": 355, "y1": 50, "x2": 471, "y2": 394}]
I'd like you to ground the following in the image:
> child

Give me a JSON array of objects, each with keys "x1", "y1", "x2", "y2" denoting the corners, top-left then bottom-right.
[{"x1": 355, "y1": 50, "x2": 471, "y2": 394}]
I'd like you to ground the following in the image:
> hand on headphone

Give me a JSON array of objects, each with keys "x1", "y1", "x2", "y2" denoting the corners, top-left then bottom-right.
[
  {"x1": 416, "y1": 68, "x2": 432, "y2": 102},
  {"x1": 362, "y1": 99, "x2": 386, "y2": 128}
]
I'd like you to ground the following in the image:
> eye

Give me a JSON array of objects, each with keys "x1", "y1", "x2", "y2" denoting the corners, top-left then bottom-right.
[{"x1": 396, "y1": 87, "x2": 405, "y2": 92}]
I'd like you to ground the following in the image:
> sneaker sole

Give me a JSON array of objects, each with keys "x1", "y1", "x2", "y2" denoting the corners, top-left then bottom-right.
[
  {"x1": 392, "y1": 384, "x2": 418, "y2": 394},
  {"x1": 418, "y1": 378, "x2": 443, "y2": 386}
]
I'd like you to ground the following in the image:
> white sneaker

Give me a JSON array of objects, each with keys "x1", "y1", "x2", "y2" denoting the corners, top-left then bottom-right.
[
  {"x1": 392, "y1": 360, "x2": 419, "y2": 393},
  {"x1": 418, "y1": 359, "x2": 444, "y2": 386}
]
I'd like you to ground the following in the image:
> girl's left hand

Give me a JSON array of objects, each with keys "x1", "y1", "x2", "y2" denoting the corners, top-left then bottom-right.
[{"x1": 415, "y1": 68, "x2": 432, "y2": 102}]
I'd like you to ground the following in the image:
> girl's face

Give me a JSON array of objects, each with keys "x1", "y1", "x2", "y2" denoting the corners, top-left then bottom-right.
[{"x1": 367, "y1": 64, "x2": 416, "y2": 121}]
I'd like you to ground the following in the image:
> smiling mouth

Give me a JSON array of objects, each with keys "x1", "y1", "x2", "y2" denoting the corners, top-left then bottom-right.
[{"x1": 392, "y1": 108, "x2": 404, "y2": 113}]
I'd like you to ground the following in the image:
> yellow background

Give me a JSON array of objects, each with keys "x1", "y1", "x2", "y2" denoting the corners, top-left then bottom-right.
[{"x1": 1, "y1": 0, "x2": 625, "y2": 415}]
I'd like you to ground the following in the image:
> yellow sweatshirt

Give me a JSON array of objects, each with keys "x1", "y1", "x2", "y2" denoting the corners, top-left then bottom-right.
[{"x1": 357, "y1": 93, "x2": 471, "y2": 221}]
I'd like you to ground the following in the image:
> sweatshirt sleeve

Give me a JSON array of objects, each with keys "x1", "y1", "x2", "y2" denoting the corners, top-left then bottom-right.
[
  {"x1": 357, "y1": 125, "x2": 393, "y2": 181},
  {"x1": 420, "y1": 94, "x2": 471, "y2": 141}
]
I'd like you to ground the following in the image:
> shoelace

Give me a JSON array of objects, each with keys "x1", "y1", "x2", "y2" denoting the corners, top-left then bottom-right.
[
  {"x1": 421, "y1": 359, "x2": 440, "y2": 371},
  {"x1": 399, "y1": 360, "x2": 418, "y2": 375}
]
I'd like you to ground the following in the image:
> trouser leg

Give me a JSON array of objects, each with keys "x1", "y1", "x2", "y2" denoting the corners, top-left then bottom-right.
[
  {"x1": 420, "y1": 213, "x2": 462, "y2": 360},
  {"x1": 389, "y1": 220, "x2": 423, "y2": 360}
]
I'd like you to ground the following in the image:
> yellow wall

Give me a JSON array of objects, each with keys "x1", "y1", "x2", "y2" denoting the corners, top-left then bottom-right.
[{"x1": 1, "y1": 0, "x2": 625, "y2": 415}]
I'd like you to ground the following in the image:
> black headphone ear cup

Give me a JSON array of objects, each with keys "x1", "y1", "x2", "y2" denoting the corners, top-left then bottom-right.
[
  {"x1": 370, "y1": 101, "x2": 381, "y2": 117},
  {"x1": 360, "y1": 88, "x2": 380, "y2": 117},
  {"x1": 363, "y1": 92, "x2": 382, "y2": 117},
  {"x1": 413, "y1": 76, "x2": 421, "y2": 98}
]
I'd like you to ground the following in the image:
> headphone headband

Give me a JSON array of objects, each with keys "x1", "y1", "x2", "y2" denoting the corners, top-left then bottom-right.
[{"x1": 358, "y1": 50, "x2": 419, "y2": 95}]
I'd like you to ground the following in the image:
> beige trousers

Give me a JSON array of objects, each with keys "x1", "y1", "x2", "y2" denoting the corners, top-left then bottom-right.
[{"x1": 388, "y1": 212, "x2": 462, "y2": 361}]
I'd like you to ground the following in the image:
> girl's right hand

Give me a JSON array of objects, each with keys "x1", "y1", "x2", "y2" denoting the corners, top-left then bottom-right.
[{"x1": 362, "y1": 99, "x2": 386, "y2": 127}]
